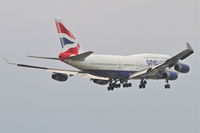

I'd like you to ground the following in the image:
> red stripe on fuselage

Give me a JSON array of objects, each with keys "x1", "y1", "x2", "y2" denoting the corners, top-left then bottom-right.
[{"x1": 56, "y1": 22, "x2": 75, "y2": 39}]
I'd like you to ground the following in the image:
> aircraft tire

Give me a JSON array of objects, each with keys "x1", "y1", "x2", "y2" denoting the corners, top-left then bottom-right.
[
  {"x1": 139, "y1": 84, "x2": 142, "y2": 89},
  {"x1": 128, "y1": 83, "x2": 132, "y2": 87},
  {"x1": 142, "y1": 84, "x2": 145, "y2": 88},
  {"x1": 165, "y1": 84, "x2": 170, "y2": 89}
]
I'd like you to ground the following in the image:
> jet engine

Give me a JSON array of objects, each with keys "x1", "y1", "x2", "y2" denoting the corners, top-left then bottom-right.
[
  {"x1": 162, "y1": 71, "x2": 178, "y2": 80},
  {"x1": 174, "y1": 63, "x2": 190, "y2": 73},
  {"x1": 93, "y1": 79, "x2": 109, "y2": 85},
  {"x1": 52, "y1": 73, "x2": 68, "y2": 82}
]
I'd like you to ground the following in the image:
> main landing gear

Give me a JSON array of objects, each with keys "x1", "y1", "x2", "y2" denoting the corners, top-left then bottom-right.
[
  {"x1": 122, "y1": 82, "x2": 132, "y2": 88},
  {"x1": 107, "y1": 82, "x2": 121, "y2": 91},
  {"x1": 107, "y1": 79, "x2": 171, "y2": 91},
  {"x1": 107, "y1": 80, "x2": 132, "y2": 91},
  {"x1": 164, "y1": 79, "x2": 170, "y2": 89},
  {"x1": 139, "y1": 79, "x2": 147, "y2": 89}
]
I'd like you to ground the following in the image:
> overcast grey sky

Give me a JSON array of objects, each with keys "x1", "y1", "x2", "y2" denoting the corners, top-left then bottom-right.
[{"x1": 0, "y1": 0, "x2": 199, "y2": 133}]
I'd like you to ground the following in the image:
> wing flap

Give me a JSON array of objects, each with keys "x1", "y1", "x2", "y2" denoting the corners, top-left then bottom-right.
[
  {"x1": 82, "y1": 73, "x2": 109, "y2": 80},
  {"x1": 47, "y1": 69, "x2": 79, "y2": 75}
]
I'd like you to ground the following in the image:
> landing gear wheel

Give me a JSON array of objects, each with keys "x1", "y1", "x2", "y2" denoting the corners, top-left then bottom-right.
[
  {"x1": 164, "y1": 79, "x2": 170, "y2": 89},
  {"x1": 107, "y1": 80, "x2": 121, "y2": 91},
  {"x1": 142, "y1": 84, "x2": 145, "y2": 88},
  {"x1": 128, "y1": 83, "x2": 132, "y2": 87},
  {"x1": 139, "y1": 84, "x2": 142, "y2": 89},
  {"x1": 139, "y1": 79, "x2": 147, "y2": 89},
  {"x1": 107, "y1": 84, "x2": 114, "y2": 91},
  {"x1": 122, "y1": 82, "x2": 132, "y2": 88},
  {"x1": 165, "y1": 85, "x2": 167, "y2": 89},
  {"x1": 108, "y1": 86, "x2": 114, "y2": 91},
  {"x1": 123, "y1": 84, "x2": 126, "y2": 88},
  {"x1": 108, "y1": 80, "x2": 132, "y2": 90},
  {"x1": 117, "y1": 84, "x2": 121, "y2": 88},
  {"x1": 165, "y1": 84, "x2": 170, "y2": 89},
  {"x1": 139, "y1": 84, "x2": 145, "y2": 89}
]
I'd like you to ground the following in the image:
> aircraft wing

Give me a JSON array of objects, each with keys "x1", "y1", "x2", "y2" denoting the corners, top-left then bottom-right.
[
  {"x1": 129, "y1": 43, "x2": 194, "y2": 79},
  {"x1": 4, "y1": 58, "x2": 80, "y2": 76},
  {"x1": 4, "y1": 58, "x2": 109, "y2": 80}
]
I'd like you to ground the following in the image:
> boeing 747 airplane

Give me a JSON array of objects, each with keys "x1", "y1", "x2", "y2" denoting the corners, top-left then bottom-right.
[{"x1": 5, "y1": 19, "x2": 194, "y2": 91}]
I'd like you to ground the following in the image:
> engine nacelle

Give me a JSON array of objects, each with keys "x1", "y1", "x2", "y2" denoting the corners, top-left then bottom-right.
[
  {"x1": 52, "y1": 73, "x2": 68, "y2": 82},
  {"x1": 93, "y1": 79, "x2": 109, "y2": 85},
  {"x1": 162, "y1": 71, "x2": 178, "y2": 80},
  {"x1": 174, "y1": 63, "x2": 190, "y2": 73}
]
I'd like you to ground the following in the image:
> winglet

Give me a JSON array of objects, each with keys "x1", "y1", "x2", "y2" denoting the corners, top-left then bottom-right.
[
  {"x1": 178, "y1": 43, "x2": 194, "y2": 60},
  {"x1": 186, "y1": 42, "x2": 193, "y2": 50},
  {"x1": 3, "y1": 57, "x2": 17, "y2": 65}
]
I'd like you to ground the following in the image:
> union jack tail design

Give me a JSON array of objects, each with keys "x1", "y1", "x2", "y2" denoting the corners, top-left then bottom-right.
[{"x1": 55, "y1": 19, "x2": 80, "y2": 61}]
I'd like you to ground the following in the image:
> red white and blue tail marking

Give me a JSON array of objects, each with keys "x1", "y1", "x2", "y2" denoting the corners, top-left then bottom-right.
[{"x1": 55, "y1": 19, "x2": 80, "y2": 61}]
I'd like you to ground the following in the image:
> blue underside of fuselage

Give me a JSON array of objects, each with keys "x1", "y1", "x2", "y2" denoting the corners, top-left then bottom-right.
[{"x1": 83, "y1": 69, "x2": 137, "y2": 79}]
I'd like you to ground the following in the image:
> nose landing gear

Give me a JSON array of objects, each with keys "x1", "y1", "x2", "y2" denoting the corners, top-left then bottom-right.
[
  {"x1": 164, "y1": 79, "x2": 170, "y2": 89},
  {"x1": 139, "y1": 79, "x2": 147, "y2": 89}
]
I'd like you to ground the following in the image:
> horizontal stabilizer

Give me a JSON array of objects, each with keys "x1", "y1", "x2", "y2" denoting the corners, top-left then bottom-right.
[
  {"x1": 69, "y1": 51, "x2": 94, "y2": 61},
  {"x1": 27, "y1": 56, "x2": 59, "y2": 60}
]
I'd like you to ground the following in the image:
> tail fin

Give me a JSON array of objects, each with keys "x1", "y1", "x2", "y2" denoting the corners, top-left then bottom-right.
[{"x1": 55, "y1": 19, "x2": 80, "y2": 60}]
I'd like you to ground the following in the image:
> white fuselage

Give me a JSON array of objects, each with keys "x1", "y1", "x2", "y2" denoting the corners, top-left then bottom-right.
[{"x1": 63, "y1": 53, "x2": 170, "y2": 79}]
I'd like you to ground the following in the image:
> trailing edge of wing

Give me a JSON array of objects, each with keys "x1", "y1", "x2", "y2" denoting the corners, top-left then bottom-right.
[
  {"x1": 82, "y1": 73, "x2": 109, "y2": 80},
  {"x1": 18, "y1": 64, "x2": 79, "y2": 75},
  {"x1": 4, "y1": 58, "x2": 79, "y2": 76},
  {"x1": 129, "y1": 68, "x2": 151, "y2": 79}
]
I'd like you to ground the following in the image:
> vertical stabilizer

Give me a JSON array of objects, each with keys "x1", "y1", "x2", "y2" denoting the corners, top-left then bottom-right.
[{"x1": 55, "y1": 19, "x2": 80, "y2": 60}]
